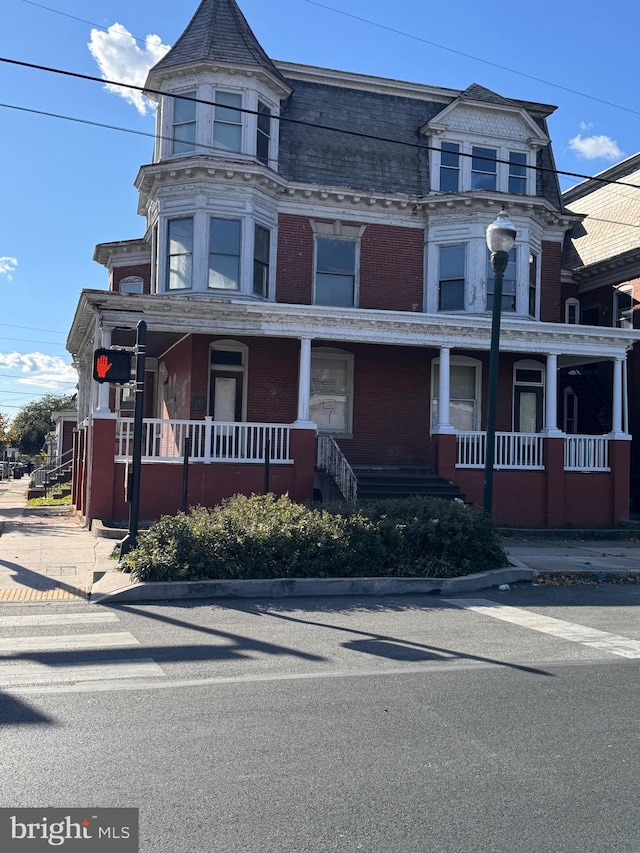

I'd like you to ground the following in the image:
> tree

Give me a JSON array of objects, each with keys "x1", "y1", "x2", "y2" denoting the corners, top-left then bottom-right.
[{"x1": 6, "y1": 394, "x2": 76, "y2": 456}]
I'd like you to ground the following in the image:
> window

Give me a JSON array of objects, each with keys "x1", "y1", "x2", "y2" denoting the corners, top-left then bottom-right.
[
  {"x1": 564, "y1": 387, "x2": 578, "y2": 434},
  {"x1": 209, "y1": 218, "x2": 241, "y2": 290},
  {"x1": 438, "y1": 245, "x2": 466, "y2": 311},
  {"x1": 440, "y1": 142, "x2": 460, "y2": 192},
  {"x1": 528, "y1": 252, "x2": 538, "y2": 317},
  {"x1": 119, "y1": 276, "x2": 144, "y2": 295},
  {"x1": 310, "y1": 350, "x2": 353, "y2": 434},
  {"x1": 615, "y1": 285, "x2": 634, "y2": 328},
  {"x1": 315, "y1": 238, "x2": 357, "y2": 307},
  {"x1": 565, "y1": 298, "x2": 580, "y2": 324},
  {"x1": 513, "y1": 360, "x2": 544, "y2": 433},
  {"x1": 471, "y1": 147, "x2": 497, "y2": 190},
  {"x1": 172, "y1": 91, "x2": 196, "y2": 155},
  {"x1": 253, "y1": 225, "x2": 270, "y2": 297},
  {"x1": 166, "y1": 218, "x2": 193, "y2": 290},
  {"x1": 431, "y1": 358, "x2": 480, "y2": 431},
  {"x1": 509, "y1": 152, "x2": 527, "y2": 194},
  {"x1": 581, "y1": 306, "x2": 600, "y2": 326},
  {"x1": 214, "y1": 91, "x2": 242, "y2": 153},
  {"x1": 256, "y1": 101, "x2": 271, "y2": 166},
  {"x1": 487, "y1": 247, "x2": 517, "y2": 312}
]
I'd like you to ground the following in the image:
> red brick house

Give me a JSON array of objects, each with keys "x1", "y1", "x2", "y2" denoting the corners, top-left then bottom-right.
[
  {"x1": 562, "y1": 154, "x2": 640, "y2": 510},
  {"x1": 67, "y1": 0, "x2": 639, "y2": 528}
]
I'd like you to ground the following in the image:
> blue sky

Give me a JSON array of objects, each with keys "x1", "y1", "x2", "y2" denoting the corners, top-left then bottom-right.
[{"x1": 1, "y1": 0, "x2": 639, "y2": 419}]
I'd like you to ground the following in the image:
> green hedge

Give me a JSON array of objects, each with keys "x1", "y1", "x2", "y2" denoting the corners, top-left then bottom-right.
[{"x1": 121, "y1": 493, "x2": 507, "y2": 582}]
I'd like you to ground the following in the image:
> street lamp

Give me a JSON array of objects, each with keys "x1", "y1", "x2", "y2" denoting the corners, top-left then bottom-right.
[{"x1": 483, "y1": 209, "x2": 517, "y2": 514}]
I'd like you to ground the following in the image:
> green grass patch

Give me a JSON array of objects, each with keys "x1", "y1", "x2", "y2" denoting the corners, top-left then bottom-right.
[{"x1": 27, "y1": 495, "x2": 72, "y2": 507}]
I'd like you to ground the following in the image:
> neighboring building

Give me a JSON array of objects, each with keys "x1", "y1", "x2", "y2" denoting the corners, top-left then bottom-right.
[
  {"x1": 562, "y1": 154, "x2": 640, "y2": 510},
  {"x1": 46, "y1": 410, "x2": 77, "y2": 466},
  {"x1": 67, "y1": 0, "x2": 640, "y2": 528}
]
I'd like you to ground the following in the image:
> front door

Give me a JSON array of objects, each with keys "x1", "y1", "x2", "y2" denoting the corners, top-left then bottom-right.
[
  {"x1": 209, "y1": 372, "x2": 243, "y2": 422},
  {"x1": 514, "y1": 386, "x2": 542, "y2": 432}
]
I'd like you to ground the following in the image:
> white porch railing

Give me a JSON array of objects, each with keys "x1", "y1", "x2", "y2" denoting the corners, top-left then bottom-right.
[
  {"x1": 317, "y1": 435, "x2": 358, "y2": 503},
  {"x1": 115, "y1": 417, "x2": 293, "y2": 464},
  {"x1": 457, "y1": 432, "x2": 545, "y2": 470},
  {"x1": 564, "y1": 435, "x2": 610, "y2": 471}
]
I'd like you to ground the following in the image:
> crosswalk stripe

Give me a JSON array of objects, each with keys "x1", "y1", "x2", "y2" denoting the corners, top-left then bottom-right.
[
  {"x1": 0, "y1": 632, "x2": 141, "y2": 652},
  {"x1": 444, "y1": 598, "x2": 640, "y2": 659},
  {"x1": 0, "y1": 659, "x2": 164, "y2": 686},
  {"x1": 0, "y1": 612, "x2": 120, "y2": 628}
]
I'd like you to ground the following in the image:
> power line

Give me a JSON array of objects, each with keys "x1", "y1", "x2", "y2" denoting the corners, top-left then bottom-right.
[
  {"x1": 302, "y1": 0, "x2": 640, "y2": 119},
  {"x1": 2, "y1": 56, "x2": 640, "y2": 193},
  {"x1": 0, "y1": 387, "x2": 76, "y2": 397},
  {"x1": 0, "y1": 372, "x2": 75, "y2": 381},
  {"x1": 0, "y1": 321, "x2": 66, "y2": 334},
  {"x1": 1, "y1": 336, "x2": 68, "y2": 347}
]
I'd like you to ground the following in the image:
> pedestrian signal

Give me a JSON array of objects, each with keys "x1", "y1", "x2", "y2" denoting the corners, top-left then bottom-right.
[{"x1": 92, "y1": 349, "x2": 132, "y2": 384}]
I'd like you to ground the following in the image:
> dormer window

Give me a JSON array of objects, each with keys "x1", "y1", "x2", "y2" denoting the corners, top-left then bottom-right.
[
  {"x1": 509, "y1": 152, "x2": 527, "y2": 194},
  {"x1": 213, "y1": 91, "x2": 243, "y2": 153},
  {"x1": 471, "y1": 147, "x2": 497, "y2": 190},
  {"x1": 172, "y1": 91, "x2": 196, "y2": 155},
  {"x1": 119, "y1": 276, "x2": 144, "y2": 295},
  {"x1": 439, "y1": 142, "x2": 460, "y2": 192}
]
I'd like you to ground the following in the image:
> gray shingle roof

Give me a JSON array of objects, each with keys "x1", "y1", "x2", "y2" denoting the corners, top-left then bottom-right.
[
  {"x1": 461, "y1": 84, "x2": 513, "y2": 106},
  {"x1": 149, "y1": 0, "x2": 287, "y2": 88}
]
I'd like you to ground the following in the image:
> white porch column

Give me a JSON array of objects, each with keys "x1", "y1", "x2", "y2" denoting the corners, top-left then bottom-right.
[
  {"x1": 294, "y1": 338, "x2": 316, "y2": 427},
  {"x1": 611, "y1": 356, "x2": 625, "y2": 436},
  {"x1": 543, "y1": 353, "x2": 562, "y2": 435},
  {"x1": 437, "y1": 346, "x2": 454, "y2": 432},
  {"x1": 95, "y1": 327, "x2": 112, "y2": 414}
]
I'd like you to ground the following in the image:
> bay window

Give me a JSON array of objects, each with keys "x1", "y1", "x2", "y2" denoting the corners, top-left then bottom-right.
[
  {"x1": 209, "y1": 218, "x2": 241, "y2": 290},
  {"x1": 172, "y1": 91, "x2": 196, "y2": 155},
  {"x1": 214, "y1": 91, "x2": 243, "y2": 153},
  {"x1": 166, "y1": 218, "x2": 193, "y2": 290},
  {"x1": 438, "y1": 245, "x2": 466, "y2": 311},
  {"x1": 253, "y1": 224, "x2": 270, "y2": 297},
  {"x1": 256, "y1": 101, "x2": 272, "y2": 166},
  {"x1": 486, "y1": 247, "x2": 517, "y2": 311}
]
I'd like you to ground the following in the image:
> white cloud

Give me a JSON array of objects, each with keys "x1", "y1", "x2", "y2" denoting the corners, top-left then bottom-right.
[
  {"x1": 0, "y1": 257, "x2": 18, "y2": 279},
  {"x1": 88, "y1": 23, "x2": 170, "y2": 115},
  {"x1": 0, "y1": 353, "x2": 77, "y2": 390},
  {"x1": 569, "y1": 133, "x2": 625, "y2": 161},
  {"x1": 579, "y1": 121, "x2": 593, "y2": 132}
]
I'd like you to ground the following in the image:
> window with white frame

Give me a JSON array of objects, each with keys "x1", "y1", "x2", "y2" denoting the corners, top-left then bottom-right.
[
  {"x1": 471, "y1": 147, "x2": 497, "y2": 190},
  {"x1": 310, "y1": 349, "x2": 353, "y2": 434},
  {"x1": 439, "y1": 142, "x2": 460, "y2": 192},
  {"x1": 438, "y1": 245, "x2": 466, "y2": 311},
  {"x1": 314, "y1": 238, "x2": 357, "y2": 307},
  {"x1": 486, "y1": 247, "x2": 517, "y2": 311},
  {"x1": 166, "y1": 218, "x2": 193, "y2": 290},
  {"x1": 213, "y1": 91, "x2": 243, "y2": 153},
  {"x1": 434, "y1": 140, "x2": 534, "y2": 195},
  {"x1": 509, "y1": 152, "x2": 527, "y2": 194},
  {"x1": 614, "y1": 285, "x2": 634, "y2": 328},
  {"x1": 209, "y1": 218, "x2": 241, "y2": 290},
  {"x1": 119, "y1": 276, "x2": 144, "y2": 295},
  {"x1": 565, "y1": 297, "x2": 580, "y2": 325},
  {"x1": 256, "y1": 101, "x2": 272, "y2": 166},
  {"x1": 528, "y1": 251, "x2": 538, "y2": 318},
  {"x1": 253, "y1": 224, "x2": 270, "y2": 297},
  {"x1": 431, "y1": 357, "x2": 481, "y2": 432},
  {"x1": 172, "y1": 91, "x2": 197, "y2": 155}
]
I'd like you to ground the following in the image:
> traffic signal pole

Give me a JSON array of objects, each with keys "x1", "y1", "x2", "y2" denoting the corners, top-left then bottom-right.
[{"x1": 120, "y1": 320, "x2": 147, "y2": 559}]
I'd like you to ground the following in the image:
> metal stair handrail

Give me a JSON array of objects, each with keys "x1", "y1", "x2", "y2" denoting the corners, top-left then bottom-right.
[
  {"x1": 31, "y1": 448, "x2": 74, "y2": 488},
  {"x1": 317, "y1": 435, "x2": 358, "y2": 503}
]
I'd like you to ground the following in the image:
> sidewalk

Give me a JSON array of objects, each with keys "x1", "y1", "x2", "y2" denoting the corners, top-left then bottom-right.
[
  {"x1": 0, "y1": 478, "x2": 130, "y2": 602},
  {"x1": 1, "y1": 475, "x2": 639, "y2": 603}
]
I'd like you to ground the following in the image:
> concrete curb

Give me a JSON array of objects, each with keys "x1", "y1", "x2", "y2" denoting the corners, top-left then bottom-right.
[
  {"x1": 91, "y1": 520, "x2": 126, "y2": 540},
  {"x1": 90, "y1": 567, "x2": 538, "y2": 604}
]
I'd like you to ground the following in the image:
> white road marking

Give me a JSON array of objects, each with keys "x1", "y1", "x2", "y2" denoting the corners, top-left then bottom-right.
[
  {"x1": 0, "y1": 632, "x2": 140, "y2": 652},
  {"x1": 0, "y1": 659, "x2": 163, "y2": 686},
  {"x1": 443, "y1": 599, "x2": 640, "y2": 659},
  {"x1": 0, "y1": 612, "x2": 120, "y2": 628}
]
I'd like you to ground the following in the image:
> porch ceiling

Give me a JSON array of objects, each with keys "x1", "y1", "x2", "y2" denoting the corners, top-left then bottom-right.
[{"x1": 67, "y1": 289, "x2": 640, "y2": 361}]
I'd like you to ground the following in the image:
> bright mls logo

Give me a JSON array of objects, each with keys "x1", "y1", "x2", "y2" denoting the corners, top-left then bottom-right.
[{"x1": 0, "y1": 809, "x2": 138, "y2": 851}]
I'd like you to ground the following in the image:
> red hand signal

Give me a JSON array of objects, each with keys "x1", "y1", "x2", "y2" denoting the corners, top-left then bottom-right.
[{"x1": 96, "y1": 354, "x2": 112, "y2": 379}]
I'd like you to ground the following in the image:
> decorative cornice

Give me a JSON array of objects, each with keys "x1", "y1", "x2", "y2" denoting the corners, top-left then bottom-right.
[
  {"x1": 68, "y1": 290, "x2": 640, "y2": 360},
  {"x1": 93, "y1": 239, "x2": 150, "y2": 268}
]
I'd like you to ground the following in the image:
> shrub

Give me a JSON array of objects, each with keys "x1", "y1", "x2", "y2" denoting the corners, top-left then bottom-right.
[{"x1": 121, "y1": 493, "x2": 507, "y2": 582}]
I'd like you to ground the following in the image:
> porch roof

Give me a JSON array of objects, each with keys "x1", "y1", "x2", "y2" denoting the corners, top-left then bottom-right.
[{"x1": 67, "y1": 290, "x2": 640, "y2": 361}]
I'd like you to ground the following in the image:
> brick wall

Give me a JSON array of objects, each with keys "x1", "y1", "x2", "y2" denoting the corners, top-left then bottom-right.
[
  {"x1": 539, "y1": 241, "x2": 562, "y2": 322},
  {"x1": 112, "y1": 263, "x2": 152, "y2": 295},
  {"x1": 276, "y1": 215, "x2": 314, "y2": 303}
]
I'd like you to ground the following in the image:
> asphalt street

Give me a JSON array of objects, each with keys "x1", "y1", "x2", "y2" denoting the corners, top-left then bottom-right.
[{"x1": 1, "y1": 587, "x2": 640, "y2": 852}]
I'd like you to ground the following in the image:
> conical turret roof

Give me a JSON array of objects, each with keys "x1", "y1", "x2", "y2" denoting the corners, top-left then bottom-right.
[{"x1": 149, "y1": 0, "x2": 288, "y2": 88}]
